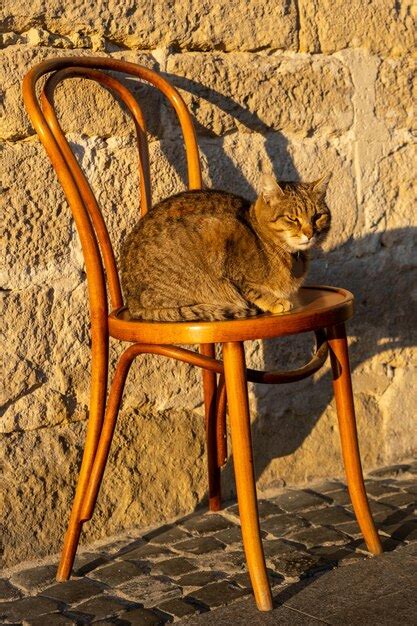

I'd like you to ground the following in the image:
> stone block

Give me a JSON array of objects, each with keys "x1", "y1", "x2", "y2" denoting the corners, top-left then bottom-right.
[
  {"x1": 288, "y1": 525, "x2": 350, "y2": 548},
  {"x1": 261, "y1": 513, "x2": 307, "y2": 538},
  {"x1": 144, "y1": 526, "x2": 191, "y2": 545},
  {"x1": 0, "y1": 578, "x2": 22, "y2": 601},
  {"x1": 116, "y1": 607, "x2": 164, "y2": 625},
  {"x1": 272, "y1": 490, "x2": 330, "y2": 512},
  {"x1": 41, "y1": 578, "x2": 104, "y2": 603},
  {"x1": 156, "y1": 596, "x2": 200, "y2": 619},
  {"x1": 166, "y1": 52, "x2": 353, "y2": 138},
  {"x1": 176, "y1": 570, "x2": 225, "y2": 588},
  {"x1": 0, "y1": 596, "x2": 60, "y2": 621},
  {"x1": 299, "y1": 0, "x2": 416, "y2": 56},
  {"x1": 26, "y1": 614, "x2": 78, "y2": 626},
  {"x1": 300, "y1": 506, "x2": 355, "y2": 527},
  {"x1": 270, "y1": 551, "x2": 328, "y2": 579},
  {"x1": 179, "y1": 513, "x2": 235, "y2": 535},
  {"x1": 72, "y1": 594, "x2": 136, "y2": 619},
  {"x1": 375, "y1": 57, "x2": 417, "y2": 129},
  {"x1": 186, "y1": 580, "x2": 246, "y2": 608},
  {"x1": 10, "y1": 564, "x2": 57, "y2": 593},
  {"x1": 120, "y1": 544, "x2": 174, "y2": 562},
  {"x1": 0, "y1": 46, "x2": 160, "y2": 141},
  {"x1": 114, "y1": 575, "x2": 181, "y2": 605},
  {"x1": 89, "y1": 561, "x2": 147, "y2": 586},
  {"x1": 174, "y1": 536, "x2": 226, "y2": 554},
  {"x1": 152, "y1": 557, "x2": 198, "y2": 577},
  {"x1": 0, "y1": 1, "x2": 298, "y2": 52}
]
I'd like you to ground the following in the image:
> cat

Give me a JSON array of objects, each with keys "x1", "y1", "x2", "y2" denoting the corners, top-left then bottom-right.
[{"x1": 120, "y1": 173, "x2": 331, "y2": 322}]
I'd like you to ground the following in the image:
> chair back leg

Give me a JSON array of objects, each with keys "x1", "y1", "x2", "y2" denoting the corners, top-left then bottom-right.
[
  {"x1": 328, "y1": 323, "x2": 383, "y2": 555},
  {"x1": 200, "y1": 343, "x2": 222, "y2": 511},
  {"x1": 223, "y1": 341, "x2": 273, "y2": 611},
  {"x1": 57, "y1": 338, "x2": 109, "y2": 580}
]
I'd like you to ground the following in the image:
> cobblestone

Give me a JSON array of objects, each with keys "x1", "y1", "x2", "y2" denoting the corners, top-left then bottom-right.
[
  {"x1": 120, "y1": 544, "x2": 174, "y2": 562},
  {"x1": 179, "y1": 514, "x2": 235, "y2": 535},
  {"x1": 176, "y1": 570, "x2": 225, "y2": 588},
  {"x1": 260, "y1": 513, "x2": 308, "y2": 537},
  {"x1": 1, "y1": 463, "x2": 415, "y2": 623},
  {"x1": 212, "y1": 526, "x2": 244, "y2": 545},
  {"x1": 228, "y1": 499, "x2": 284, "y2": 519},
  {"x1": 299, "y1": 505, "x2": 355, "y2": 526},
  {"x1": 71, "y1": 594, "x2": 137, "y2": 619},
  {"x1": 25, "y1": 614, "x2": 78, "y2": 625},
  {"x1": 288, "y1": 525, "x2": 350, "y2": 548},
  {"x1": 89, "y1": 561, "x2": 148, "y2": 586},
  {"x1": 270, "y1": 551, "x2": 328, "y2": 578},
  {"x1": 116, "y1": 607, "x2": 165, "y2": 625},
  {"x1": 0, "y1": 596, "x2": 60, "y2": 621},
  {"x1": 72, "y1": 552, "x2": 109, "y2": 577},
  {"x1": 0, "y1": 578, "x2": 22, "y2": 601},
  {"x1": 368, "y1": 464, "x2": 411, "y2": 478},
  {"x1": 186, "y1": 581, "x2": 246, "y2": 608},
  {"x1": 152, "y1": 557, "x2": 198, "y2": 577},
  {"x1": 115, "y1": 575, "x2": 182, "y2": 605},
  {"x1": 378, "y1": 492, "x2": 417, "y2": 509},
  {"x1": 325, "y1": 489, "x2": 352, "y2": 506},
  {"x1": 271, "y1": 490, "x2": 330, "y2": 512},
  {"x1": 174, "y1": 536, "x2": 226, "y2": 555},
  {"x1": 41, "y1": 578, "x2": 104, "y2": 604},
  {"x1": 10, "y1": 564, "x2": 57, "y2": 593},
  {"x1": 144, "y1": 526, "x2": 191, "y2": 545},
  {"x1": 363, "y1": 480, "x2": 400, "y2": 498},
  {"x1": 156, "y1": 596, "x2": 201, "y2": 619}
]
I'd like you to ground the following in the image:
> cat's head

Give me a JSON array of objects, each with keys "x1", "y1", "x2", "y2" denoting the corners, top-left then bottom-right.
[{"x1": 256, "y1": 174, "x2": 331, "y2": 252}]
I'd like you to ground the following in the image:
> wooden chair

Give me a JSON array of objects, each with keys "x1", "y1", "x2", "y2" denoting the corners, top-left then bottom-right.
[{"x1": 23, "y1": 57, "x2": 382, "y2": 612}]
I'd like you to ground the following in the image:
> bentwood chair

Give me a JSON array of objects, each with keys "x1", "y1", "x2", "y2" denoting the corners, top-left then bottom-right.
[{"x1": 23, "y1": 57, "x2": 382, "y2": 612}]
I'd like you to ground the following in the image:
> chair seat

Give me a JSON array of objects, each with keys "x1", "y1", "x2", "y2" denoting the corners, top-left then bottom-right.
[{"x1": 108, "y1": 285, "x2": 354, "y2": 344}]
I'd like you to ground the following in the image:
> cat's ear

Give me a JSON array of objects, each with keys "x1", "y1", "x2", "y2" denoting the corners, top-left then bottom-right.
[
  {"x1": 311, "y1": 173, "x2": 330, "y2": 196},
  {"x1": 260, "y1": 173, "x2": 284, "y2": 202}
]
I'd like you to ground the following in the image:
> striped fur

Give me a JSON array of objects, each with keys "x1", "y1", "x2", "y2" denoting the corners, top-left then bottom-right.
[{"x1": 121, "y1": 179, "x2": 331, "y2": 322}]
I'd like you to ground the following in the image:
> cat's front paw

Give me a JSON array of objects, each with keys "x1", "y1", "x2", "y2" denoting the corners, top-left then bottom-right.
[{"x1": 269, "y1": 298, "x2": 293, "y2": 314}]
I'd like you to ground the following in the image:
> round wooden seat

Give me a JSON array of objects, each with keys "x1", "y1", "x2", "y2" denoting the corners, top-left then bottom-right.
[{"x1": 109, "y1": 285, "x2": 354, "y2": 344}]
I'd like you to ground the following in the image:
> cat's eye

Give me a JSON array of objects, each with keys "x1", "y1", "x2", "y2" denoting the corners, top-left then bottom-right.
[{"x1": 285, "y1": 215, "x2": 299, "y2": 223}]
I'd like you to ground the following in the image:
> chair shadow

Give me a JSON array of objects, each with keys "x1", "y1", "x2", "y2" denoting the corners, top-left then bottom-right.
[{"x1": 144, "y1": 72, "x2": 416, "y2": 498}]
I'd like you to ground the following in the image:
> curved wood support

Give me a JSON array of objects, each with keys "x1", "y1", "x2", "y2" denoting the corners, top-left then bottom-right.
[
  {"x1": 119, "y1": 331, "x2": 328, "y2": 385},
  {"x1": 41, "y1": 68, "x2": 152, "y2": 309}
]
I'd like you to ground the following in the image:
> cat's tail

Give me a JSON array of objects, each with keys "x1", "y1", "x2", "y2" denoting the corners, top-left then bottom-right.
[{"x1": 127, "y1": 299, "x2": 260, "y2": 322}]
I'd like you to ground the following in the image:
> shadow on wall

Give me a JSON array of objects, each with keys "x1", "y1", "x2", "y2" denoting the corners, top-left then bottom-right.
[{"x1": 149, "y1": 73, "x2": 416, "y2": 495}]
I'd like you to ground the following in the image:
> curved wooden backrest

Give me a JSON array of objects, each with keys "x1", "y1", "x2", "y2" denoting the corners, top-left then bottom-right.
[{"x1": 23, "y1": 57, "x2": 202, "y2": 317}]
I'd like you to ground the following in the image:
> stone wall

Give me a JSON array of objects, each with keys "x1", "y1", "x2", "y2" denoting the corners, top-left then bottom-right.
[{"x1": 1, "y1": 1, "x2": 416, "y2": 567}]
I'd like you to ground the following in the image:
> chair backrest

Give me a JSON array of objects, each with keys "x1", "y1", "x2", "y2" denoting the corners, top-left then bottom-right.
[{"x1": 23, "y1": 57, "x2": 202, "y2": 319}]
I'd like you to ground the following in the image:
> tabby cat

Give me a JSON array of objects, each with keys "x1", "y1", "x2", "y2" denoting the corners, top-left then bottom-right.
[{"x1": 120, "y1": 174, "x2": 331, "y2": 321}]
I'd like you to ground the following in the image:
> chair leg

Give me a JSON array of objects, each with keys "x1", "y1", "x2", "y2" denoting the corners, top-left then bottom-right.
[
  {"x1": 200, "y1": 343, "x2": 221, "y2": 511},
  {"x1": 327, "y1": 323, "x2": 383, "y2": 555},
  {"x1": 215, "y1": 374, "x2": 228, "y2": 468},
  {"x1": 57, "y1": 339, "x2": 109, "y2": 581},
  {"x1": 223, "y1": 342, "x2": 273, "y2": 611}
]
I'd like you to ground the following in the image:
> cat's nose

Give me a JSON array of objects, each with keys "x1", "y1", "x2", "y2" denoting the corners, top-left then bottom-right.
[{"x1": 302, "y1": 227, "x2": 314, "y2": 240}]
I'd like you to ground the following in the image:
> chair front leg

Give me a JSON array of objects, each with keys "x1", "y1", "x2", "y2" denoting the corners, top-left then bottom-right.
[
  {"x1": 200, "y1": 343, "x2": 222, "y2": 511},
  {"x1": 223, "y1": 341, "x2": 273, "y2": 611},
  {"x1": 327, "y1": 323, "x2": 383, "y2": 555}
]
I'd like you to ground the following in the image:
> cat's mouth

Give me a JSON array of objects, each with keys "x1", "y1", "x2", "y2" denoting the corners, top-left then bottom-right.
[{"x1": 290, "y1": 238, "x2": 316, "y2": 251}]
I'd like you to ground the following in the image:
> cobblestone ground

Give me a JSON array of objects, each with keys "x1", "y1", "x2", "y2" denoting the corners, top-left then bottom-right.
[{"x1": 1, "y1": 460, "x2": 416, "y2": 625}]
